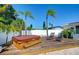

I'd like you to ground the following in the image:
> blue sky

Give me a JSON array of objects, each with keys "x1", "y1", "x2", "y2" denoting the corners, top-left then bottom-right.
[{"x1": 12, "y1": 4, "x2": 79, "y2": 29}]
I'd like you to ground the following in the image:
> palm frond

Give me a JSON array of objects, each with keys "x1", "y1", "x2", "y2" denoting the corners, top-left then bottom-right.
[
  {"x1": 20, "y1": 11, "x2": 34, "y2": 19},
  {"x1": 29, "y1": 15, "x2": 34, "y2": 19},
  {"x1": 47, "y1": 9, "x2": 56, "y2": 18}
]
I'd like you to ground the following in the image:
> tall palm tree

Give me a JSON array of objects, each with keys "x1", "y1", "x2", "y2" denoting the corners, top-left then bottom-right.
[
  {"x1": 46, "y1": 9, "x2": 56, "y2": 40},
  {"x1": 20, "y1": 11, "x2": 34, "y2": 35}
]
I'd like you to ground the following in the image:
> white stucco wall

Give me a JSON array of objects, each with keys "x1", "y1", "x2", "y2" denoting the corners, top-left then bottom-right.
[
  {"x1": 22, "y1": 28, "x2": 63, "y2": 37},
  {"x1": 0, "y1": 32, "x2": 20, "y2": 45}
]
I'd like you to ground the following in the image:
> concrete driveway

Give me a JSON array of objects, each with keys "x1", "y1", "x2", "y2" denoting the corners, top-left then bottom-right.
[{"x1": 40, "y1": 47, "x2": 79, "y2": 55}]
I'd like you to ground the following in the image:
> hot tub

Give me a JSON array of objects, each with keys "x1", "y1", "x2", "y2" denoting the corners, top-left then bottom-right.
[{"x1": 12, "y1": 35, "x2": 41, "y2": 49}]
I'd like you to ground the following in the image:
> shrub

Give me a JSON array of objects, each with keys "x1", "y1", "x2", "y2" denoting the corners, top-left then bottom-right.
[{"x1": 62, "y1": 29, "x2": 73, "y2": 38}]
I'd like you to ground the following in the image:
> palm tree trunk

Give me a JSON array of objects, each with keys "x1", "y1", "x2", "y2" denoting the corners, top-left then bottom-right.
[
  {"x1": 25, "y1": 16, "x2": 27, "y2": 35},
  {"x1": 6, "y1": 31, "x2": 8, "y2": 44},
  {"x1": 19, "y1": 31, "x2": 22, "y2": 36},
  {"x1": 46, "y1": 15, "x2": 49, "y2": 40}
]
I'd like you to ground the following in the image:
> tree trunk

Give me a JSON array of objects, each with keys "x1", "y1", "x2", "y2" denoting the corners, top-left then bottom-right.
[
  {"x1": 19, "y1": 31, "x2": 22, "y2": 36},
  {"x1": 46, "y1": 15, "x2": 49, "y2": 40},
  {"x1": 25, "y1": 16, "x2": 27, "y2": 35},
  {"x1": 6, "y1": 31, "x2": 8, "y2": 44}
]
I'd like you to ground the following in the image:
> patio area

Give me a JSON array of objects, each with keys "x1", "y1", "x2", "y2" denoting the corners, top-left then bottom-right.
[{"x1": 0, "y1": 37, "x2": 79, "y2": 55}]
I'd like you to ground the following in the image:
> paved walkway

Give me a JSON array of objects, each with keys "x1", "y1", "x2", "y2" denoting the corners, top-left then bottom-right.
[{"x1": 40, "y1": 47, "x2": 79, "y2": 55}]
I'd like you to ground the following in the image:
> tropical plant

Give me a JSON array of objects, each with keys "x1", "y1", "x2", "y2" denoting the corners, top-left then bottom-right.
[
  {"x1": 0, "y1": 5, "x2": 26, "y2": 52},
  {"x1": 62, "y1": 29, "x2": 69, "y2": 38},
  {"x1": 11, "y1": 18, "x2": 25, "y2": 35},
  {"x1": 0, "y1": 4, "x2": 17, "y2": 46},
  {"x1": 0, "y1": 18, "x2": 14, "y2": 45},
  {"x1": 43, "y1": 21, "x2": 46, "y2": 30},
  {"x1": 20, "y1": 11, "x2": 34, "y2": 35},
  {"x1": 62, "y1": 29, "x2": 74, "y2": 39},
  {"x1": 46, "y1": 9, "x2": 56, "y2": 39},
  {"x1": 0, "y1": 4, "x2": 10, "y2": 13},
  {"x1": 0, "y1": 4, "x2": 17, "y2": 20},
  {"x1": 27, "y1": 24, "x2": 33, "y2": 30},
  {"x1": 0, "y1": 18, "x2": 25, "y2": 46}
]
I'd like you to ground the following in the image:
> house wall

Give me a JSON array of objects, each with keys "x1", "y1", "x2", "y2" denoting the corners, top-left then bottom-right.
[
  {"x1": 63, "y1": 22, "x2": 79, "y2": 40},
  {"x1": 73, "y1": 34, "x2": 79, "y2": 40}
]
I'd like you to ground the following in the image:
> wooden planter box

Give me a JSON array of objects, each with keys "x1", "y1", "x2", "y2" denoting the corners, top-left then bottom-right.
[{"x1": 12, "y1": 35, "x2": 41, "y2": 49}]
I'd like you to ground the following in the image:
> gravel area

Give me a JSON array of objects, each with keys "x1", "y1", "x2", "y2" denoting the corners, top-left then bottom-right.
[{"x1": 40, "y1": 47, "x2": 79, "y2": 55}]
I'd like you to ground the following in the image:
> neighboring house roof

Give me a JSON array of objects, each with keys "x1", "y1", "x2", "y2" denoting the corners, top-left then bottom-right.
[
  {"x1": 68, "y1": 22, "x2": 79, "y2": 25},
  {"x1": 48, "y1": 26, "x2": 63, "y2": 29},
  {"x1": 64, "y1": 22, "x2": 79, "y2": 26},
  {"x1": 33, "y1": 26, "x2": 63, "y2": 30},
  {"x1": 63, "y1": 22, "x2": 79, "y2": 29}
]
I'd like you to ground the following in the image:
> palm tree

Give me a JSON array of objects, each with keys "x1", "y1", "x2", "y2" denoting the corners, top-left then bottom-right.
[
  {"x1": 11, "y1": 18, "x2": 25, "y2": 36},
  {"x1": 0, "y1": 17, "x2": 13, "y2": 44},
  {"x1": 46, "y1": 9, "x2": 56, "y2": 40},
  {"x1": 0, "y1": 18, "x2": 25, "y2": 45},
  {"x1": 20, "y1": 11, "x2": 34, "y2": 35},
  {"x1": 27, "y1": 24, "x2": 33, "y2": 30}
]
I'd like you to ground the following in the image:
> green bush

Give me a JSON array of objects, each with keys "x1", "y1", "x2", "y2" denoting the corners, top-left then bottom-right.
[{"x1": 62, "y1": 29, "x2": 73, "y2": 38}]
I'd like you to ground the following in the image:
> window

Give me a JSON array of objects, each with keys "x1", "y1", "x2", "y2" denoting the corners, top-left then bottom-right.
[{"x1": 76, "y1": 26, "x2": 79, "y2": 34}]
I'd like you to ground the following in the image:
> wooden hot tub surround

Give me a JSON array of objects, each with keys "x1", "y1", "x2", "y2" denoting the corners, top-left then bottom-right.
[{"x1": 12, "y1": 35, "x2": 41, "y2": 49}]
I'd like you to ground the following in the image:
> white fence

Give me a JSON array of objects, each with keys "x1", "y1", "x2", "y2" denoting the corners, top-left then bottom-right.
[{"x1": 22, "y1": 29, "x2": 63, "y2": 37}]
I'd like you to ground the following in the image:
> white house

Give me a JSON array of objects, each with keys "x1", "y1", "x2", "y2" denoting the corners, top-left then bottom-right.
[{"x1": 63, "y1": 22, "x2": 79, "y2": 40}]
